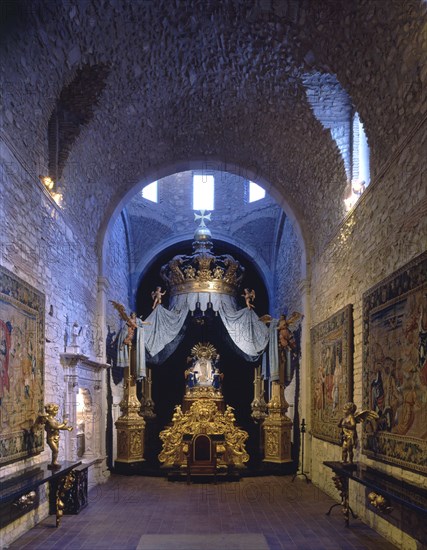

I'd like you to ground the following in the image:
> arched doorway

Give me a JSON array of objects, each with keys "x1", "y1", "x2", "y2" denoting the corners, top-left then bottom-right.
[{"x1": 135, "y1": 240, "x2": 269, "y2": 469}]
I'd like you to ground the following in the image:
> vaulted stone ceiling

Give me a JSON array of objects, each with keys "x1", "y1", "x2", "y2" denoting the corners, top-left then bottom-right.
[
  {"x1": 125, "y1": 171, "x2": 282, "y2": 283},
  {"x1": 1, "y1": 0, "x2": 425, "y2": 256}
]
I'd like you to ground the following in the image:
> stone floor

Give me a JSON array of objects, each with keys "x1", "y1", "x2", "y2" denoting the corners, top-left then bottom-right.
[{"x1": 8, "y1": 475, "x2": 397, "y2": 550}]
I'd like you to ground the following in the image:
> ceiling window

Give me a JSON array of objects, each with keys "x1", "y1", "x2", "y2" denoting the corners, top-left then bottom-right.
[
  {"x1": 141, "y1": 181, "x2": 158, "y2": 203},
  {"x1": 193, "y1": 174, "x2": 214, "y2": 210},
  {"x1": 249, "y1": 181, "x2": 266, "y2": 203}
]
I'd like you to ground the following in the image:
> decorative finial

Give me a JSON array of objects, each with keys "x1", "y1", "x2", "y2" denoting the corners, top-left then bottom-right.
[
  {"x1": 193, "y1": 209, "x2": 212, "y2": 244},
  {"x1": 194, "y1": 209, "x2": 212, "y2": 227}
]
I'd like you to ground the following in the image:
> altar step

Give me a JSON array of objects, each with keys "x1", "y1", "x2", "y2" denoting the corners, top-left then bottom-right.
[
  {"x1": 167, "y1": 469, "x2": 241, "y2": 482},
  {"x1": 112, "y1": 460, "x2": 297, "y2": 477}
]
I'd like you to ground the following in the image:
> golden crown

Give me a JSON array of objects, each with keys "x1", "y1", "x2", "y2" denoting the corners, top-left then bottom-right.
[{"x1": 160, "y1": 211, "x2": 245, "y2": 297}]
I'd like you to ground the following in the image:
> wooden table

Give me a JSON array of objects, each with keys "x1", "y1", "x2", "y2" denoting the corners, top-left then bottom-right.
[
  {"x1": 0, "y1": 461, "x2": 81, "y2": 528},
  {"x1": 323, "y1": 460, "x2": 427, "y2": 544}
]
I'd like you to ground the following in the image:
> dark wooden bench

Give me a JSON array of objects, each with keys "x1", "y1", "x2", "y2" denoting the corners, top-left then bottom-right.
[
  {"x1": 0, "y1": 460, "x2": 81, "y2": 529},
  {"x1": 324, "y1": 461, "x2": 427, "y2": 545}
]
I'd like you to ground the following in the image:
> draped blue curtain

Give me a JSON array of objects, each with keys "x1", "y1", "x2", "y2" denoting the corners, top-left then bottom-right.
[{"x1": 116, "y1": 293, "x2": 276, "y2": 378}]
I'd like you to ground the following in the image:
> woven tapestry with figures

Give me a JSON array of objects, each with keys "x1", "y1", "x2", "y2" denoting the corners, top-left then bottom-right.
[
  {"x1": 0, "y1": 266, "x2": 45, "y2": 464},
  {"x1": 363, "y1": 251, "x2": 427, "y2": 474},
  {"x1": 311, "y1": 305, "x2": 353, "y2": 444}
]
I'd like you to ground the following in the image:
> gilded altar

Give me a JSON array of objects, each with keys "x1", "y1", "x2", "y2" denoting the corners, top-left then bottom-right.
[
  {"x1": 158, "y1": 398, "x2": 249, "y2": 469},
  {"x1": 159, "y1": 342, "x2": 249, "y2": 470}
]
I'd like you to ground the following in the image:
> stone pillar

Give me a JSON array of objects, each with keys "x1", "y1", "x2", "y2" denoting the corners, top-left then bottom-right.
[
  {"x1": 263, "y1": 381, "x2": 292, "y2": 463},
  {"x1": 62, "y1": 357, "x2": 79, "y2": 462}
]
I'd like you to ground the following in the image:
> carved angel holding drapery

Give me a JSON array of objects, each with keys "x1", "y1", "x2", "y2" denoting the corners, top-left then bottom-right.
[{"x1": 110, "y1": 301, "x2": 150, "y2": 378}]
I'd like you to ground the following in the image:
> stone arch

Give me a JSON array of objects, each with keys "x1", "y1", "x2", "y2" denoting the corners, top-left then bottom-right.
[{"x1": 98, "y1": 159, "x2": 311, "y2": 286}]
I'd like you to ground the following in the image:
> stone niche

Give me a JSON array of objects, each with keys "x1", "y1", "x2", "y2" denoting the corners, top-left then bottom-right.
[{"x1": 60, "y1": 353, "x2": 109, "y2": 485}]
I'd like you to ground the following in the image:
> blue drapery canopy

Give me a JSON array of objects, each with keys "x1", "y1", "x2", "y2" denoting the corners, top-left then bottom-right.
[{"x1": 117, "y1": 293, "x2": 275, "y2": 379}]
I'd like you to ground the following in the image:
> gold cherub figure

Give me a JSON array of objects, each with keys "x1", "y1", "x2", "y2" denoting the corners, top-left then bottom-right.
[
  {"x1": 338, "y1": 402, "x2": 378, "y2": 463},
  {"x1": 39, "y1": 403, "x2": 73, "y2": 469}
]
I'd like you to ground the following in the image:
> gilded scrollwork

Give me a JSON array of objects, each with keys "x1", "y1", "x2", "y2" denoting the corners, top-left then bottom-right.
[
  {"x1": 56, "y1": 472, "x2": 75, "y2": 528},
  {"x1": 158, "y1": 401, "x2": 249, "y2": 468},
  {"x1": 368, "y1": 491, "x2": 393, "y2": 514},
  {"x1": 12, "y1": 491, "x2": 36, "y2": 511}
]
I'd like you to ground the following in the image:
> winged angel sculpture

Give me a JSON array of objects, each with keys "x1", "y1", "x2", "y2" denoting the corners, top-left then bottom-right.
[
  {"x1": 110, "y1": 301, "x2": 139, "y2": 348},
  {"x1": 260, "y1": 312, "x2": 302, "y2": 352},
  {"x1": 338, "y1": 402, "x2": 378, "y2": 463},
  {"x1": 110, "y1": 301, "x2": 150, "y2": 376}
]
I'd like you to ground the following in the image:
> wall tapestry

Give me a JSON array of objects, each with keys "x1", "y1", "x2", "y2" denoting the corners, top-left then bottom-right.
[
  {"x1": 363, "y1": 251, "x2": 427, "y2": 474},
  {"x1": 0, "y1": 266, "x2": 45, "y2": 465},
  {"x1": 311, "y1": 304, "x2": 353, "y2": 444}
]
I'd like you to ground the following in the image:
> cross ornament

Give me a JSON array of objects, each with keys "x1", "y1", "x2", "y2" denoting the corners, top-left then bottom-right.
[{"x1": 194, "y1": 209, "x2": 212, "y2": 227}]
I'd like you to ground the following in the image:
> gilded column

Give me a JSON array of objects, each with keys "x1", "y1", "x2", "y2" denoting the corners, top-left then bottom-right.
[
  {"x1": 115, "y1": 346, "x2": 146, "y2": 467},
  {"x1": 263, "y1": 381, "x2": 293, "y2": 463}
]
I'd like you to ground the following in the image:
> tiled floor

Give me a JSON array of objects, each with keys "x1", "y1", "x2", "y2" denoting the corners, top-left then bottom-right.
[{"x1": 8, "y1": 475, "x2": 397, "y2": 550}]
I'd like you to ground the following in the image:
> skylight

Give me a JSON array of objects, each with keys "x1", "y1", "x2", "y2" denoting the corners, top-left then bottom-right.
[
  {"x1": 193, "y1": 174, "x2": 214, "y2": 210},
  {"x1": 141, "y1": 181, "x2": 158, "y2": 203},
  {"x1": 249, "y1": 181, "x2": 266, "y2": 203}
]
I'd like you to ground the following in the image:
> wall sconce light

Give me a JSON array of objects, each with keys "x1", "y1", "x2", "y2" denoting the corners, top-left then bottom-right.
[
  {"x1": 352, "y1": 179, "x2": 366, "y2": 195},
  {"x1": 51, "y1": 191, "x2": 63, "y2": 207},
  {"x1": 344, "y1": 194, "x2": 357, "y2": 211},
  {"x1": 38, "y1": 176, "x2": 63, "y2": 207},
  {"x1": 345, "y1": 179, "x2": 367, "y2": 212},
  {"x1": 39, "y1": 175, "x2": 54, "y2": 190}
]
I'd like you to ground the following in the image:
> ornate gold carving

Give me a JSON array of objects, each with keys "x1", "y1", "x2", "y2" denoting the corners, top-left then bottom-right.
[
  {"x1": 115, "y1": 366, "x2": 146, "y2": 463},
  {"x1": 263, "y1": 382, "x2": 292, "y2": 463},
  {"x1": 368, "y1": 491, "x2": 393, "y2": 514},
  {"x1": 265, "y1": 429, "x2": 279, "y2": 455},
  {"x1": 191, "y1": 342, "x2": 217, "y2": 361},
  {"x1": 13, "y1": 491, "x2": 36, "y2": 511},
  {"x1": 158, "y1": 400, "x2": 249, "y2": 468},
  {"x1": 332, "y1": 474, "x2": 351, "y2": 525},
  {"x1": 338, "y1": 403, "x2": 378, "y2": 464},
  {"x1": 34, "y1": 403, "x2": 73, "y2": 470},
  {"x1": 184, "y1": 266, "x2": 196, "y2": 279},
  {"x1": 56, "y1": 472, "x2": 75, "y2": 528},
  {"x1": 160, "y1": 217, "x2": 245, "y2": 298}
]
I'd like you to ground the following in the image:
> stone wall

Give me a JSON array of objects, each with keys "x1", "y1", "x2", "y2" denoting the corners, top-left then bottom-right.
[
  {"x1": 274, "y1": 216, "x2": 303, "y2": 318},
  {"x1": 0, "y1": 136, "x2": 129, "y2": 546},
  {"x1": 105, "y1": 213, "x2": 131, "y2": 333},
  {"x1": 308, "y1": 121, "x2": 427, "y2": 548},
  {"x1": 1, "y1": 1, "x2": 425, "y2": 546}
]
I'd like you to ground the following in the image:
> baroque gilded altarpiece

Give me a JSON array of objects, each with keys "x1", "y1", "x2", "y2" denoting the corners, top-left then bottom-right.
[
  {"x1": 0, "y1": 266, "x2": 45, "y2": 464},
  {"x1": 363, "y1": 251, "x2": 427, "y2": 474}
]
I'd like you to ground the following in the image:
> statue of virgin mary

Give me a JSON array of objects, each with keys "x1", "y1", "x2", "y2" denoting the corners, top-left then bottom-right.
[{"x1": 191, "y1": 342, "x2": 217, "y2": 385}]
